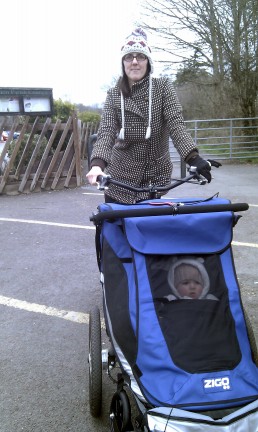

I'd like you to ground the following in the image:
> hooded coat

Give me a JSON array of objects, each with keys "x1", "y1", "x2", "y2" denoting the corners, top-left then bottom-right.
[{"x1": 90, "y1": 75, "x2": 198, "y2": 204}]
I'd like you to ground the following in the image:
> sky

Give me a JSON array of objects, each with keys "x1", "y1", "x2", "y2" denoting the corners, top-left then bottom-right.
[{"x1": 2, "y1": 0, "x2": 152, "y2": 107}]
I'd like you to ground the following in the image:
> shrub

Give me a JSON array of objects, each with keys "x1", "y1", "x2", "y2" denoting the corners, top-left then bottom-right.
[
  {"x1": 8, "y1": 134, "x2": 50, "y2": 171},
  {"x1": 78, "y1": 111, "x2": 100, "y2": 124}
]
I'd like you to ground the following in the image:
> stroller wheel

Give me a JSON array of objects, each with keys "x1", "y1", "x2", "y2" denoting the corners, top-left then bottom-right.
[
  {"x1": 243, "y1": 308, "x2": 258, "y2": 366},
  {"x1": 109, "y1": 390, "x2": 132, "y2": 432},
  {"x1": 88, "y1": 306, "x2": 102, "y2": 417}
]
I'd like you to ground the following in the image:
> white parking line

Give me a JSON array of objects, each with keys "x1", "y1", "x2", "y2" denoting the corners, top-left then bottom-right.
[
  {"x1": 82, "y1": 192, "x2": 104, "y2": 196},
  {"x1": 232, "y1": 241, "x2": 258, "y2": 248},
  {"x1": 0, "y1": 218, "x2": 95, "y2": 230},
  {"x1": 0, "y1": 295, "x2": 106, "y2": 327},
  {"x1": 0, "y1": 295, "x2": 89, "y2": 323},
  {"x1": 0, "y1": 217, "x2": 258, "y2": 247},
  {"x1": 0, "y1": 216, "x2": 257, "y2": 323}
]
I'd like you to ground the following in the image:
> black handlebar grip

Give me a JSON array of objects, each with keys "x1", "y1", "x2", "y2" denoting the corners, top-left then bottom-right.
[{"x1": 90, "y1": 202, "x2": 249, "y2": 222}]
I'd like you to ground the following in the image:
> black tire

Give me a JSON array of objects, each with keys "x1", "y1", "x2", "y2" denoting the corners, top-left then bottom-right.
[
  {"x1": 89, "y1": 306, "x2": 102, "y2": 417},
  {"x1": 109, "y1": 390, "x2": 132, "y2": 432},
  {"x1": 243, "y1": 307, "x2": 258, "y2": 366}
]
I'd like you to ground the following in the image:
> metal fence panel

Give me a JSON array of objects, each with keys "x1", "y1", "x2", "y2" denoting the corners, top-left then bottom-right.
[{"x1": 170, "y1": 117, "x2": 258, "y2": 162}]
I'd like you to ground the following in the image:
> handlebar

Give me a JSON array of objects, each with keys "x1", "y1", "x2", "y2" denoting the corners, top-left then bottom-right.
[
  {"x1": 90, "y1": 202, "x2": 249, "y2": 223},
  {"x1": 96, "y1": 171, "x2": 204, "y2": 195},
  {"x1": 90, "y1": 161, "x2": 248, "y2": 222},
  {"x1": 96, "y1": 159, "x2": 221, "y2": 195}
]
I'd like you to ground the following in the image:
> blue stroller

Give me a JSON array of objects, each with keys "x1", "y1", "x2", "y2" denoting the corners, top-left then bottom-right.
[{"x1": 88, "y1": 167, "x2": 258, "y2": 432}]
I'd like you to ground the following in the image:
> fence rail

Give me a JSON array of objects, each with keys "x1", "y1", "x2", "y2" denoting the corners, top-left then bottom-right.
[
  {"x1": 170, "y1": 117, "x2": 258, "y2": 163},
  {"x1": 2, "y1": 116, "x2": 257, "y2": 194}
]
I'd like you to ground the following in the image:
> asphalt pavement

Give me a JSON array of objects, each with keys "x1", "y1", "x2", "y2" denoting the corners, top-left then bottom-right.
[{"x1": 0, "y1": 162, "x2": 257, "y2": 431}]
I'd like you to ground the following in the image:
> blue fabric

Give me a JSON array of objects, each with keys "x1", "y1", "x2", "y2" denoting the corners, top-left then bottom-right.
[
  {"x1": 123, "y1": 212, "x2": 232, "y2": 254},
  {"x1": 99, "y1": 197, "x2": 258, "y2": 410},
  {"x1": 99, "y1": 197, "x2": 233, "y2": 254},
  {"x1": 133, "y1": 248, "x2": 258, "y2": 408}
]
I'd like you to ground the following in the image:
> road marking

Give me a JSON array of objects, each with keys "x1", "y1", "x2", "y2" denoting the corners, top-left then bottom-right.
[
  {"x1": 0, "y1": 295, "x2": 106, "y2": 327},
  {"x1": 0, "y1": 218, "x2": 258, "y2": 247},
  {"x1": 0, "y1": 294, "x2": 89, "y2": 323},
  {"x1": 0, "y1": 218, "x2": 95, "y2": 230},
  {"x1": 232, "y1": 241, "x2": 258, "y2": 248},
  {"x1": 1, "y1": 206, "x2": 257, "y2": 326},
  {"x1": 82, "y1": 192, "x2": 104, "y2": 196},
  {"x1": 0, "y1": 218, "x2": 257, "y2": 323}
]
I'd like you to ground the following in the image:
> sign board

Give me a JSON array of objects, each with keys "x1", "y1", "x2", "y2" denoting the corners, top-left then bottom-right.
[{"x1": 0, "y1": 87, "x2": 53, "y2": 115}]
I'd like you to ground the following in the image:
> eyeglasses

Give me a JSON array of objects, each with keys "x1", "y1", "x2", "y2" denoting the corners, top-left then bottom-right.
[{"x1": 123, "y1": 53, "x2": 147, "y2": 62}]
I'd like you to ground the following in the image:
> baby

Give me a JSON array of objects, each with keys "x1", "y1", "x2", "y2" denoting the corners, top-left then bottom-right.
[{"x1": 167, "y1": 258, "x2": 218, "y2": 300}]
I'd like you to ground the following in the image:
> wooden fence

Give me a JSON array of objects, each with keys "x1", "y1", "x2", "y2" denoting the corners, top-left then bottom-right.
[{"x1": 0, "y1": 114, "x2": 98, "y2": 195}]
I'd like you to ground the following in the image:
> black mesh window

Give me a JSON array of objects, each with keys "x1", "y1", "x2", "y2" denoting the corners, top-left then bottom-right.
[
  {"x1": 146, "y1": 254, "x2": 242, "y2": 373},
  {"x1": 103, "y1": 239, "x2": 137, "y2": 366}
]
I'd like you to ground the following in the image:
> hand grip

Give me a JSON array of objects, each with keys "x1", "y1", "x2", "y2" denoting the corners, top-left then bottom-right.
[{"x1": 90, "y1": 202, "x2": 249, "y2": 222}]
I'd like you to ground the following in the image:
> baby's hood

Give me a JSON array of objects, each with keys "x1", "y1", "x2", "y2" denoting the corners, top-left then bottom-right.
[{"x1": 167, "y1": 257, "x2": 210, "y2": 299}]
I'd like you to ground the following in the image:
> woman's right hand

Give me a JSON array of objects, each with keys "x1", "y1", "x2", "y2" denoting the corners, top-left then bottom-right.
[{"x1": 86, "y1": 166, "x2": 105, "y2": 185}]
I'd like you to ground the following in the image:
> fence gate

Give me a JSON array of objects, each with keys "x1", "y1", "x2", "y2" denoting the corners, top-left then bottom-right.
[{"x1": 0, "y1": 114, "x2": 95, "y2": 195}]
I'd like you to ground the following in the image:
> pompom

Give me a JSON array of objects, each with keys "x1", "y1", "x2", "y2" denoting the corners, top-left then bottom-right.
[{"x1": 133, "y1": 28, "x2": 147, "y2": 40}]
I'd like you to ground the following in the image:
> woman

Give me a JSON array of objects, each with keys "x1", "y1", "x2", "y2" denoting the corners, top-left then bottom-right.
[{"x1": 86, "y1": 28, "x2": 213, "y2": 204}]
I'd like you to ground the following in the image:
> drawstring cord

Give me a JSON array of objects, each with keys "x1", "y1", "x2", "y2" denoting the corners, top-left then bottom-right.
[{"x1": 119, "y1": 75, "x2": 152, "y2": 140}]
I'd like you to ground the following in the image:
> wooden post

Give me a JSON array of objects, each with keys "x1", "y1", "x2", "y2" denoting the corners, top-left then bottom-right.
[{"x1": 72, "y1": 111, "x2": 82, "y2": 186}]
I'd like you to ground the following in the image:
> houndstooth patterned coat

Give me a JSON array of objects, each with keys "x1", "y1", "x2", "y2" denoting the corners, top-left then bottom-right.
[{"x1": 91, "y1": 75, "x2": 197, "y2": 204}]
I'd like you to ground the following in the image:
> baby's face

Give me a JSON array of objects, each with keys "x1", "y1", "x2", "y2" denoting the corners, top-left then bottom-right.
[{"x1": 176, "y1": 279, "x2": 203, "y2": 299}]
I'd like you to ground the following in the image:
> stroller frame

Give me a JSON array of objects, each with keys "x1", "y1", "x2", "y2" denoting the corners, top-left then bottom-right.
[{"x1": 88, "y1": 169, "x2": 258, "y2": 432}]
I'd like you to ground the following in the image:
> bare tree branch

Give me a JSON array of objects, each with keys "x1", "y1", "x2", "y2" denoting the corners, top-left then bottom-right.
[{"x1": 139, "y1": 0, "x2": 258, "y2": 118}]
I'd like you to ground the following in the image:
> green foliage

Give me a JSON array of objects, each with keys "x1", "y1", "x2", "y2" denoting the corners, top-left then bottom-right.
[
  {"x1": 51, "y1": 99, "x2": 101, "y2": 125},
  {"x1": 174, "y1": 63, "x2": 240, "y2": 119},
  {"x1": 52, "y1": 99, "x2": 76, "y2": 122},
  {"x1": 8, "y1": 134, "x2": 50, "y2": 171},
  {"x1": 174, "y1": 64, "x2": 212, "y2": 86},
  {"x1": 78, "y1": 111, "x2": 101, "y2": 124},
  {"x1": 75, "y1": 103, "x2": 102, "y2": 115}
]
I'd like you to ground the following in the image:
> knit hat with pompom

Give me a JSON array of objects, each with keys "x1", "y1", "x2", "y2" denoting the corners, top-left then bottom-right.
[
  {"x1": 121, "y1": 28, "x2": 154, "y2": 73},
  {"x1": 119, "y1": 28, "x2": 153, "y2": 141}
]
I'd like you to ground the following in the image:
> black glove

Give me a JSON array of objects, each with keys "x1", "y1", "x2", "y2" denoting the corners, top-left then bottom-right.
[
  {"x1": 207, "y1": 159, "x2": 222, "y2": 168},
  {"x1": 187, "y1": 155, "x2": 212, "y2": 183}
]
